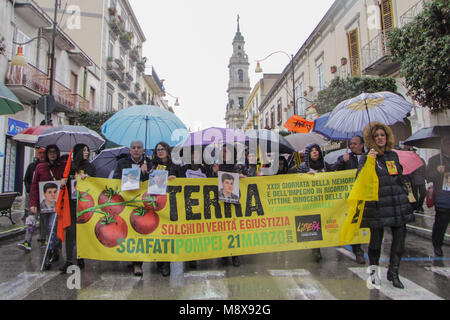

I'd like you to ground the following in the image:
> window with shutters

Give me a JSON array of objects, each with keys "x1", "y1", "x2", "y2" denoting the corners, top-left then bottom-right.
[
  {"x1": 380, "y1": 0, "x2": 394, "y2": 55},
  {"x1": 380, "y1": 0, "x2": 394, "y2": 32},
  {"x1": 347, "y1": 29, "x2": 361, "y2": 76}
]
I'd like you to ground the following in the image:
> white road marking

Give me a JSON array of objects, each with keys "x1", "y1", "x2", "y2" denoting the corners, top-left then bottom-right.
[
  {"x1": 349, "y1": 267, "x2": 443, "y2": 300},
  {"x1": 268, "y1": 269, "x2": 336, "y2": 300},
  {"x1": 424, "y1": 267, "x2": 450, "y2": 278},
  {"x1": 184, "y1": 270, "x2": 226, "y2": 278},
  {"x1": 77, "y1": 273, "x2": 141, "y2": 300},
  {"x1": 0, "y1": 271, "x2": 60, "y2": 300}
]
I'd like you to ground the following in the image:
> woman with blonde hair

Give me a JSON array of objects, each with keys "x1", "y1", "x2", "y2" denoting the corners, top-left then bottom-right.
[{"x1": 358, "y1": 122, "x2": 414, "y2": 289}]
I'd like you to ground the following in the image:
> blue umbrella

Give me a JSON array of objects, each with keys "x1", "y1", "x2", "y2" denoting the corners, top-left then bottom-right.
[
  {"x1": 101, "y1": 105, "x2": 188, "y2": 150},
  {"x1": 313, "y1": 112, "x2": 363, "y2": 141}
]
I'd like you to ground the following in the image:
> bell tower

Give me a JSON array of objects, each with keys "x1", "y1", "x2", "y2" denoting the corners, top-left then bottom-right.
[{"x1": 225, "y1": 15, "x2": 251, "y2": 129}]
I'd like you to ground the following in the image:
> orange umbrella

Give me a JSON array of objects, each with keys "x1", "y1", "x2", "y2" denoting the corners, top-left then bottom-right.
[{"x1": 284, "y1": 115, "x2": 314, "y2": 133}]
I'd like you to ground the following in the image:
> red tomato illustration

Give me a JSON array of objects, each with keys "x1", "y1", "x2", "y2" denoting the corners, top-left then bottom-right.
[
  {"x1": 77, "y1": 190, "x2": 95, "y2": 224},
  {"x1": 142, "y1": 192, "x2": 167, "y2": 212},
  {"x1": 98, "y1": 186, "x2": 125, "y2": 216},
  {"x1": 130, "y1": 207, "x2": 159, "y2": 235},
  {"x1": 95, "y1": 215, "x2": 128, "y2": 248}
]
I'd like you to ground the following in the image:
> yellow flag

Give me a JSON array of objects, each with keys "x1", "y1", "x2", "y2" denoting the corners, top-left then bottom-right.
[{"x1": 340, "y1": 156, "x2": 379, "y2": 245}]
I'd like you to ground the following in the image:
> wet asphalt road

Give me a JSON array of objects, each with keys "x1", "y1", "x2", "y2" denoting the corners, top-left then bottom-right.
[{"x1": 0, "y1": 229, "x2": 449, "y2": 301}]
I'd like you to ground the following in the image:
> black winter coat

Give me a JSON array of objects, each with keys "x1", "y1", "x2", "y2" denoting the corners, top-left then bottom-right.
[
  {"x1": 113, "y1": 155, "x2": 151, "y2": 181},
  {"x1": 358, "y1": 151, "x2": 414, "y2": 228}
]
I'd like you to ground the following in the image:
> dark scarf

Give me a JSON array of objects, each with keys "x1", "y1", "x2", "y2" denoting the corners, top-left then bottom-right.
[{"x1": 309, "y1": 159, "x2": 324, "y2": 171}]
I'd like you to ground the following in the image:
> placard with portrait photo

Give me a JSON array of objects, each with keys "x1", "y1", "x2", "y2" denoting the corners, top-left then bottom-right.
[
  {"x1": 121, "y1": 168, "x2": 141, "y2": 191},
  {"x1": 218, "y1": 171, "x2": 240, "y2": 204},
  {"x1": 443, "y1": 172, "x2": 450, "y2": 191},
  {"x1": 148, "y1": 170, "x2": 168, "y2": 195},
  {"x1": 38, "y1": 181, "x2": 61, "y2": 213}
]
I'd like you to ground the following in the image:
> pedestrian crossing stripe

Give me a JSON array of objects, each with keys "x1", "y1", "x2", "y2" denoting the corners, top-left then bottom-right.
[
  {"x1": 424, "y1": 267, "x2": 450, "y2": 278},
  {"x1": 0, "y1": 271, "x2": 59, "y2": 300},
  {"x1": 349, "y1": 267, "x2": 443, "y2": 300}
]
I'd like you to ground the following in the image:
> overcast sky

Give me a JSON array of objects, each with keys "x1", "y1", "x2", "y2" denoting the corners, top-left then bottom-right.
[{"x1": 130, "y1": 0, "x2": 335, "y2": 131}]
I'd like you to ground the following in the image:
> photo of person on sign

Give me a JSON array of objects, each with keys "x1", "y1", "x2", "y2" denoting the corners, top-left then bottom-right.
[
  {"x1": 218, "y1": 172, "x2": 240, "y2": 204},
  {"x1": 39, "y1": 181, "x2": 60, "y2": 213},
  {"x1": 148, "y1": 170, "x2": 168, "y2": 195},
  {"x1": 443, "y1": 173, "x2": 450, "y2": 191},
  {"x1": 121, "y1": 168, "x2": 141, "y2": 191}
]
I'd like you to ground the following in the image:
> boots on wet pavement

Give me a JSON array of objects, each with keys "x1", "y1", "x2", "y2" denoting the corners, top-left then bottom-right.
[
  {"x1": 387, "y1": 254, "x2": 404, "y2": 289},
  {"x1": 387, "y1": 268, "x2": 404, "y2": 289}
]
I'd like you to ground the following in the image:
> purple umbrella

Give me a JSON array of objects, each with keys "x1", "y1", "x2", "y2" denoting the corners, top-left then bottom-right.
[{"x1": 180, "y1": 127, "x2": 248, "y2": 147}]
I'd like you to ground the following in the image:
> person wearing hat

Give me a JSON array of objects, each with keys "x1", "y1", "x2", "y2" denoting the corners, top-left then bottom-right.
[
  {"x1": 59, "y1": 143, "x2": 96, "y2": 273},
  {"x1": 298, "y1": 143, "x2": 332, "y2": 263}
]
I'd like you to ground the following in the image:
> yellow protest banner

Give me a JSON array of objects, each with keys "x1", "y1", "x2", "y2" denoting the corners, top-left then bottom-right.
[
  {"x1": 339, "y1": 156, "x2": 379, "y2": 245},
  {"x1": 76, "y1": 170, "x2": 370, "y2": 262}
]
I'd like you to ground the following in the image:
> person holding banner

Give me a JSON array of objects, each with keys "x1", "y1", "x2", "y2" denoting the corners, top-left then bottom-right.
[
  {"x1": 358, "y1": 122, "x2": 414, "y2": 289},
  {"x1": 113, "y1": 140, "x2": 151, "y2": 276},
  {"x1": 29, "y1": 145, "x2": 66, "y2": 270},
  {"x1": 151, "y1": 141, "x2": 178, "y2": 276},
  {"x1": 298, "y1": 143, "x2": 332, "y2": 263},
  {"x1": 331, "y1": 135, "x2": 366, "y2": 265},
  {"x1": 240, "y1": 151, "x2": 258, "y2": 177},
  {"x1": 179, "y1": 147, "x2": 208, "y2": 269},
  {"x1": 59, "y1": 144, "x2": 96, "y2": 273},
  {"x1": 211, "y1": 144, "x2": 244, "y2": 267}
]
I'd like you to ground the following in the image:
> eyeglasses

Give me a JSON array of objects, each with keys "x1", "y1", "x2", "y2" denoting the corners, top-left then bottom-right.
[
  {"x1": 156, "y1": 148, "x2": 166, "y2": 152},
  {"x1": 48, "y1": 150, "x2": 58, "y2": 154}
]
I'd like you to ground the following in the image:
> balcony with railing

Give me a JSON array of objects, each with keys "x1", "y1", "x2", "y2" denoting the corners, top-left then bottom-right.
[
  {"x1": 106, "y1": 58, "x2": 123, "y2": 81},
  {"x1": 360, "y1": 30, "x2": 400, "y2": 76},
  {"x1": 399, "y1": 0, "x2": 428, "y2": 27},
  {"x1": 5, "y1": 62, "x2": 90, "y2": 112}
]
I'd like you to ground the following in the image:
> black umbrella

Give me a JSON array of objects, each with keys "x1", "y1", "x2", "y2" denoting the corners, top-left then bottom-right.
[
  {"x1": 404, "y1": 126, "x2": 450, "y2": 149},
  {"x1": 91, "y1": 146, "x2": 130, "y2": 178},
  {"x1": 246, "y1": 129, "x2": 295, "y2": 154}
]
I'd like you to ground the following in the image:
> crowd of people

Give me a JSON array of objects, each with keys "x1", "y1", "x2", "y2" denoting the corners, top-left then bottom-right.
[{"x1": 16, "y1": 122, "x2": 450, "y2": 290}]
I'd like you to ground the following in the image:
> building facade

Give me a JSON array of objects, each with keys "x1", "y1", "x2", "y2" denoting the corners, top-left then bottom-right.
[
  {"x1": 142, "y1": 66, "x2": 171, "y2": 111},
  {"x1": 225, "y1": 16, "x2": 251, "y2": 129},
  {"x1": 242, "y1": 74, "x2": 279, "y2": 131},
  {"x1": 36, "y1": 0, "x2": 147, "y2": 113},
  {"x1": 0, "y1": 0, "x2": 95, "y2": 192},
  {"x1": 248, "y1": 0, "x2": 449, "y2": 151}
]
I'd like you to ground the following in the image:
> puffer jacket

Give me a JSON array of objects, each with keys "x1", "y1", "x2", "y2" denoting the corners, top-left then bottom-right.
[
  {"x1": 298, "y1": 143, "x2": 332, "y2": 173},
  {"x1": 358, "y1": 122, "x2": 414, "y2": 228}
]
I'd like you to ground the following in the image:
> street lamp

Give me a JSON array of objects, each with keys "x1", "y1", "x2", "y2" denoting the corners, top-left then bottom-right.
[
  {"x1": 11, "y1": 0, "x2": 59, "y2": 125},
  {"x1": 11, "y1": 45, "x2": 27, "y2": 66},
  {"x1": 166, "y1": 91, "x2": 180, "y2": 107},
  {"x1": 255, "y1": 50, "x2": 297, "y2": 115}
]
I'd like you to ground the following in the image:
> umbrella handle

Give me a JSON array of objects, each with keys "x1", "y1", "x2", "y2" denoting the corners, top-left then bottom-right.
[{"x1": 364, "y1": 99, "x2": 373, "y2": 145}]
